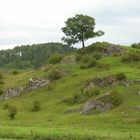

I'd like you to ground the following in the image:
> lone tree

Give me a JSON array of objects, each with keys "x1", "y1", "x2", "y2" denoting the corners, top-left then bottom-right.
[{"x1": 62, "y1": 14, "x2": 104, "y2": 48}]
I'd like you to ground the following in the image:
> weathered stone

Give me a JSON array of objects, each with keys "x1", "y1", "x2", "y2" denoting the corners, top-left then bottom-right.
[{"x1": 0, "y1": 77, "x2": 50, "y2": 101}]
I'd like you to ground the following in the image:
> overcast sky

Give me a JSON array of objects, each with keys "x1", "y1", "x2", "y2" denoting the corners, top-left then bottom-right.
[{"x1": 0, "y1": 0, "x2": 140, "y2": 50}]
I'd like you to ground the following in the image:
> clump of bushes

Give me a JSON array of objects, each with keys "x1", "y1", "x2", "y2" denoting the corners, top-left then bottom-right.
[
  {"x1": 116, "y1": 72, "x2": 127, "y2": 80},
  {"x1": 79, "y1": 55, "x2": 97, "y2": 69},
  {"x1": 12, "y1": 70, "x2": 19, "y2": 75},
  {"x1": 47, "y1": 70, "x2": 62, "y2": 81},
  {"x1": 31, "y1": 100, "x2": 41, "y2": 112},
  {"x1": 48, "y1": 54, "x2": 63, "y2": 64},
  {"x1": 3, "y1": 103, "x2": 9, "y2": 109},
  {"x1": 63, "y1": 88, "x2": 100, "y2": 104},
  {"x1": 0, "y1": 89, "x2": 3, "y2": 96},
  {"x1": 122, "y1": 51, "x2": 140, "y2": 62},
  {"x1": 131, "y1": 43, "x2": 140, "y2": 49},
  {"x1": 8, "y1": 105, "x2": 17, "y2": 120}
]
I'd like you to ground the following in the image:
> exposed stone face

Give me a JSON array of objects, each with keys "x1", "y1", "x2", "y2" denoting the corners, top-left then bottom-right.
[
  {"x1": 101, "y1": 45, "x2": 125, "y2": 56},
  {"x1": 0, "y1": 77, "x2": 50, "y2": 101},
  {"x1": 60, "y1": 55, "x2": 76, "y2": 64},
  {"x1": 86, "y1": 75, "x2": 129, "y2": 89}
]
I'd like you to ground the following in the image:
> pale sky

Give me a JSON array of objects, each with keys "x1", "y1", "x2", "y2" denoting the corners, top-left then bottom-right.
[{"x1": 0, "y1": 0, "x2": 140, "y2": 50}]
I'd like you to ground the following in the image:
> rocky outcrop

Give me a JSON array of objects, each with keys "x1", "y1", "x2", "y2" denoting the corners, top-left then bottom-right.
[
  {"x1": 86, "y1": 75, "x2": 129, "y2": 89},
  {"x1": 60, "y1": 55, "x2": 76, "y2": 64},
  {"x1": 0, "y1": 77, "x2": 50, "y2": 101}
]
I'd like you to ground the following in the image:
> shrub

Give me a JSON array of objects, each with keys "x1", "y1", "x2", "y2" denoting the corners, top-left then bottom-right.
[
  {"x1": 100, "y1": 90, "x2": 122, "y2": 107},
  {"x1": 86, "y1": 58, "x2": 97, "y2": 68},
  {"x1": 116, "y1": 72, "x2": 127, "y2": 80},
  {"x1": 47, "y1": 70, "x2": 62, "y2": 81},
  {"x1": 3, "y1": 103, "x2": 9, "y2": 109},
  {"x1": 8, "y1": 105, "x2": 17, "y2": 120},
  {"x1": 131, "y1": 43, "x2": 140, "y2": 49},
  {"x1": 31, "y1": 100, "x2": 41, "y2": 112},
  {"x1": 0, "y1": 89, "x2": 3, "y2": 95},
  {"x1": 122, "y1": 51, "x2": 140, "y2": 62},
  {"x1": 92, "y1": 53, "x2": 102, "y2": 60},
  {"x1": 48, "y1": 54, "x2": 62, "y2": 64},
  {"x1": 12, "y1": 70, "x2": 18, "y2": 75}
]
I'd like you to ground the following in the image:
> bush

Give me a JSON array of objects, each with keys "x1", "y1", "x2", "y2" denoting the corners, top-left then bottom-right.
[
  {"x1": 48, "y1": 54, "x2": 62, "y2": 64},
  {"x1": 8, "y1": 105, "x2": 17, "y2": 120},
  {"x1": 92, "y1": 53, "x2": 102, "y2": 60},
  {"x1": 122, "y1": 51, "x2": 140, "y2": 62},
  {"x1": 12, "y1": 70, "x2": 18, "y2": 75},
  {"x1": 86, "y1": 58, "x2": 97, "y2": 68},
  {"x1": 0, "y1": 89, "x2": 3, "y2": 95},
  {"x1": 31, "y1": 100, "x2": 41, "y2": 112},
  {"x1": 116, "y1": 72, "x2": 127, "y2": 80},
  {"x1": 131, "y1": 43, "x2": 140, "y2": 49},
  {"x1": 3, "y1": 103, "x2": 9, "y2": 109},
  {"x1": 47, "y1": 70, "x2": 62, "y2": 81},
  {"x1": 100, "y1": 90, "x2": 122, "y2": 107}
]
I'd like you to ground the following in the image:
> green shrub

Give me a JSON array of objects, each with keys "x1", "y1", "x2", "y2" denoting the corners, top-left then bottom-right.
[
  {"x1": 92, "y1": 53, "x2": 102, "y2": 60},
  {"x1": 3, "y1": 103, "x2": 9, "y2": 109},
  {"x1": 0, "y1": 80, "x2": 5, "y2": 85},
  {"x1": 31, "y1": 100, "x2": 41, "y2": 112},
  {"x1": 0, "y1": 89, "x2": 3, "y2": 95},
  {"x1": 47, "y1": 70, "x2": 62, "y2": 81},
  {"x1": 116, "y1": 72, "x2": 127, "y2": 80},
  {"x1": 122, "y1": 51, "x2": 140, "y2": 62},
  {"x1": 100, "y1": 90, "x2": 122, "y2": 107},
  {"x1": 131, "y1": 43, "x2": 140, "y2": 49},
  {"x1": 48, "y1": 54, "x2": 62, "y2": 64},
  {"x1": 8, "y1": 105, "x2": 17, "y2": 120},
  {"x1": 12, "y1": 70, "x2": 18, "y2": 75},
  {"x1": 86, "y1": 58, "x2": 97, "y2": 68}
]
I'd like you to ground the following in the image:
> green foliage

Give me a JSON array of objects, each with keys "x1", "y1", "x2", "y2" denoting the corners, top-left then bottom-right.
[
  {"x1": 62, "y1": 14, "x2": 104, "y2": 47},
  {"x1": 3, "y1": 103, "x2": 9, "y2": 110},
  {"x1": 48, "y1": 54, "x2": 63, "y2": 64},
  {"x1": 122, "y1": 51, "x2": 140, "y2": 62},
  {"x1": 0, "y1": 89, "x2": 3, "y2": 95},
  {"x1": 31, "y1": 100, "x2": 41, "y2": 112},
  {"x1": 79, "y1": 55, "x2": 97, "y2": 69},
  {"x1": 63, "y1": 88, "x2": 100, "y2": 104},
  {"x1": 131, "y1": 43, "x2": 140, "y2": 49},
  {"x1": 12, "y1": 70, "x2": 19, "y2": 75},
  {"x1": 116, "y1": 72, "x2": 127, "y2": 80},
  {"x1": 100, "y1": 91, "x2": 122, "y2": 107},
  {"x1": 78, "y1": 42, "x2": 110, "y2": 54},
  {"x1": 47, "y1": 70, "x2": 62, "y2": 81},
  {"x1": 8, "y1": 105, "x2": 17, "y2": 120},
  {"x1": 0, "y1": 43, "x2": 75, "y2": 69}
]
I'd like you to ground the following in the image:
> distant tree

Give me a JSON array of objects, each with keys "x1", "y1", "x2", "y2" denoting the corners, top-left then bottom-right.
[{"x1": 62, "y1": 14, "x2": 104, "y2": 48}]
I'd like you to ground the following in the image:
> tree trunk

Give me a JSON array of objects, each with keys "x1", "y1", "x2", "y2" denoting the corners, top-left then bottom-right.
[{"x1": 81, "y1": 39, "x2": 85, "y2": 48}]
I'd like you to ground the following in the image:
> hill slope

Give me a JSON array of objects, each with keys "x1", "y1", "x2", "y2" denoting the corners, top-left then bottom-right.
[{"x1": 0, "y1": 42, "x2": 140, "y2": 140}]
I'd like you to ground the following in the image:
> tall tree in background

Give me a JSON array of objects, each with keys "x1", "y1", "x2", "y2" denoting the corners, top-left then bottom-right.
[{"x1": 62, "y1": 14, "x2": 104, "y2": 48}]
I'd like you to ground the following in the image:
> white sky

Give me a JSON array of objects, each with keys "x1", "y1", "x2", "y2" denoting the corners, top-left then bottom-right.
[{"x1": 0, "y1": 0, "x2": 140, "y2": 50}]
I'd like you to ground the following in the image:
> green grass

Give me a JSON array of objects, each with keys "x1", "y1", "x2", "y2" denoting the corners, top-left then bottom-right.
[{"x1": 0, "y1": 52, "x2": 140, "y2": 139}]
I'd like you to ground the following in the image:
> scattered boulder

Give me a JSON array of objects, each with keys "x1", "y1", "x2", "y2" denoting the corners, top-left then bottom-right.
[
  {"x1": 138, "y1": 91, "x2": 140, "y2": 95},
  {"x1": 137, "y1": 106, "x2": 140, "y2": 111}
]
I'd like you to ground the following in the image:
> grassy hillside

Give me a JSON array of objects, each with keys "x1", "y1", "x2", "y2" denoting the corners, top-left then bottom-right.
[{"x1": 0, "y1": 42, "x2": 140, "y2": 140}]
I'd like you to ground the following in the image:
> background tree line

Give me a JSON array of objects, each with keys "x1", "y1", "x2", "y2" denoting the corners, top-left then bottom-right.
[{"x1": 0, "y1": 42, "x2": 75, "y2": 69}]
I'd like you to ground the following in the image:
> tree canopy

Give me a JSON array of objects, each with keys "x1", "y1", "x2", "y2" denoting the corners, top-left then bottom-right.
[{"x1": 62, "y1": 14, "x2": 104, "y2": 48}]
